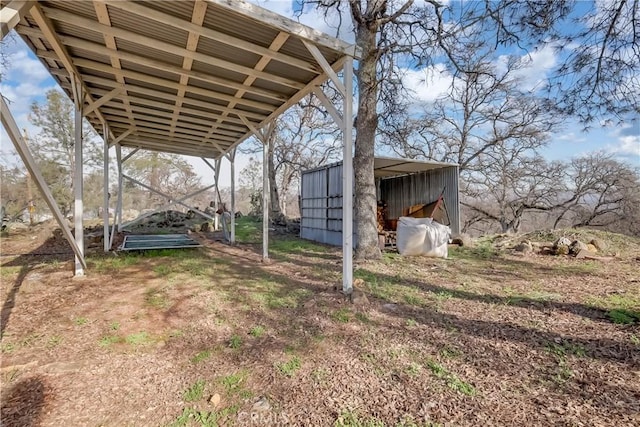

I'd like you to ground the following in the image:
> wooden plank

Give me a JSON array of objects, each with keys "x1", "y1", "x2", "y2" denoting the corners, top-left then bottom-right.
[
  {"x1": 203, "y1": 32, "x2": 289, "y2": 143},
  {"x1": 99, "y1": 106, "x2": 244, "y2": 138},
  {"x1": 52, "y1": 71, "x2": 270, "y2": 122},
  {"x1": 313, "y1": 87, "x2": 343, "y2": 129},
  {"x1": 41, "y1": 6, "x2": 306, "y2": 90},
  {"x1": 171, "y1": 0, "x2": 207, "y2": 139},
  {"x1": 204, "y1": 0, "x2": 359, "y2": 56},
  {"x1": 63, "y1": 56, "x2": 279, "y2": 113},
  {"x1": 29, "y1": 4, "x2": 113, "y2": 140},
  {"x1": 100, "y1": 0, "x2": 320, "y2": 73},
  {"x1": 15, "y1": 25, "x2": 290, "y2": 103},
  {"x1": 83, "y1": 86, "x2": 123, "y2": 115},
  {"x1": 226, "y1": 55, "x2": 347, "y2": 153},
  {"x1": 92, "y1": 1, "x2": 136, "y2": 134},
  {"x1": 0, "y1": 95, "x2": 86, "y2": 268},
  {"x1": 105, "y1": 117, "x2": 238, "y2": 143},
  {"x1": 1, "y1": 1, "x2": 34, "y2": 40},
  {"x1": 121, "y1": 139, "x2": 219, "y2": 158},
  {"x1": 303, "y1": 40, "x2": 346, "y2": 97},
  {"x1": 342, "y1": 57, "x2": 354, "y2": 293}
]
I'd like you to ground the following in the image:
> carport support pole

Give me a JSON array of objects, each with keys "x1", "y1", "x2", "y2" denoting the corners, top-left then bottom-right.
[
  {"x1": 115, "y1": 144, "x2": 123, "y2": 232},
  {"x1": 102, "y1": 122, "x2": 110, "y2": 252},
  {"x1": 73, "y1": 79, "x2": 85, "y2": 276},
  {"x1": 229, "y1": 149, "x2": 236, "y2": 244},
  {"x1": 342, "y1": 56, "x2": 354, "y2": 294},
  {"x1": 262, "y1": 138, "x2": 269, "y2": 260}
]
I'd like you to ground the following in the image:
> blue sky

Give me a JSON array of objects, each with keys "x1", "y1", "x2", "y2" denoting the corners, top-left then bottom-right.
[{"x1": 1, "y1": 0, "x2": 638, "y2": 185}]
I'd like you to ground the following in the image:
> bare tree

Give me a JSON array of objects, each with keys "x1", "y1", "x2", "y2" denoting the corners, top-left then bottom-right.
[
  {"x1": 462, "y1": 150, "x2": 565, "y2": 233},
  {"x1": 386, "y1": 55, "x2": 560, "y2": 172},
  {"x1": 298, "y1": 0, "x2": 638, "y2": 257},
  {"x1": 124, "y1": 150, "x2": 203, "y2": 210},
  {"x1": 241, "y1": 94, "x2": 341, "y2": 220},
  {"x1": 554, "y1": 152, "x2": 640, "y2": 231}
]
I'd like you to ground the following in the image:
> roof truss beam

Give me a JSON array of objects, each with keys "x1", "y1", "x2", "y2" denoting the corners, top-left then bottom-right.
[
  {"x1": 15, "y1": 26, "x2": 288, "y2": 103},
  {"x1": 0, "y1": 0, "x2": 34, "y2": 39},
  {"x1": 28, "y1": 3, "x2": 113, "y2": 139},
  {"x1": 100, "y1": 0, "x2": 320, "y2": 74},
  {"x1": 40, "y1": 5, "x2": 306, "y2": 91},
  {"x1": 83, "y1": 85, "x2": 123, "y2": 116},
  {"x1": 51, "y1": 70, "x2": 270, "y2": 122},
  {"x1": 303, "y1": 40, "x2": 346, "y2": 97},
  {"x1": 38, "y1": 52, "x2": 279, "y2": 113}
]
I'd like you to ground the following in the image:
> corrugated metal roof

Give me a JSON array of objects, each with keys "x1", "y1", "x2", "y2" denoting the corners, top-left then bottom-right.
[
  {"x1": 304, "y1": 157, "x2": 459, "y2": 179},
  {"x1": 11, "y1": 0, "x2": 357, "y2": 159}
]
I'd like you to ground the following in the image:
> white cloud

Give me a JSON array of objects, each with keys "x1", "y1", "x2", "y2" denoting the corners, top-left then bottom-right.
[
  {"x1": 401, "y1": 63, "x2": 453, "y2": 104},
  {"x1": 555, "y1": 132, "x2": 587, "y2": 143},
  {"x1": 496, "y1": 44, "x2": 558, "y2": 93},
  {"x1": 613, "y1": 135, "x2": 640, "y2": 159},
  {"x1": 4, "y1": 49, "x2": 50, "y2": 83}
]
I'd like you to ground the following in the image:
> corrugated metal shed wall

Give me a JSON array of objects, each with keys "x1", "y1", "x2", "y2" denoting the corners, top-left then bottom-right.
[
  {"x1": 380, "y1": 166, "x2": 460, "y2": 235},
  {"x1": 300, "y1": 162, "x2": 460, "y2": 246}
]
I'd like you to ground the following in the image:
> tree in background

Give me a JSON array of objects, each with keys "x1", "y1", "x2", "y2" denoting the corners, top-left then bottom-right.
[
  {"x1": 239, "y1": 157, "x2": 263, "y2": 216},
  {"x1": 554, "y1": 152, "x2": 640, "y2": 231},
  {"x1": 241, "y1": 94, "x2": 341, "y2": 220},
  {"x1": 299, "y1": 0, "x2": 638, "y2": 257},
  {"x1": 122, "y1": 150, "x2": 204, "y2": 211},
  {"x1": 22, "y1": 89, "x2": 102, "y2": 216}
]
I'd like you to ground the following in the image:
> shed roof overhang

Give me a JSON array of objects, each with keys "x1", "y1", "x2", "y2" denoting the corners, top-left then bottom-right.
[
  {"x1": 11, "y1": 0, "x2": 358, "y2": 159},
  {"x1": 374, "y1": 156, "x2": 458, "y2": 179}
]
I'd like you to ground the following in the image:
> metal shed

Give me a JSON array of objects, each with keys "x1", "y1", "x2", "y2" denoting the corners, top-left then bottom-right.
[{"x1": 301, "y1": 157, "x2": 460, "y2": 246}]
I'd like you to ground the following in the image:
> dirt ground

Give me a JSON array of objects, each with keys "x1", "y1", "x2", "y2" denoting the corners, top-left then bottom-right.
[{"x1": 1, "y1": 222, "x2": 639, "y2": 427}]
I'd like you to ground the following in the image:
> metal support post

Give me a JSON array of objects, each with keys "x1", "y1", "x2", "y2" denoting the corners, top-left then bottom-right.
[
  {"x1": 262, "y1": 135, "x2": 269, "y2": 260},
  {"x1": 73, "y1": 79, "x2": 85, "y2": 276},
  {"x1": 102, "y1": 122, "x2": 110, "y2": 252},
  {"x1": 342, "y1": 57, "x2": 354, "y2": 293},
  {"x1": 229, "y1": 149, "x2": 236, "y2": 243}
]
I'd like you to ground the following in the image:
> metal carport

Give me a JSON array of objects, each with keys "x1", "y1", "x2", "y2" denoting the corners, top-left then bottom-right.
[{"x1": 0, "y1": 0, "x2": 358, "y2": 292}]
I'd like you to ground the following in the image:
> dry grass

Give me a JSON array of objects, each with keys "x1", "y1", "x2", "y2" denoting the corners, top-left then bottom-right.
[{"x1": 1, "y1": 220, "x2": 639, "y2": 426}]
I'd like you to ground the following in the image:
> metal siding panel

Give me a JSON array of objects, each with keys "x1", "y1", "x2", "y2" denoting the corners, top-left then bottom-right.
[
  {"x1": 303, "y1": 160, "x2": 460, "y2": 245},
  {"x1": 380, "y1": 166, "x2": 460, "y2": 234}
]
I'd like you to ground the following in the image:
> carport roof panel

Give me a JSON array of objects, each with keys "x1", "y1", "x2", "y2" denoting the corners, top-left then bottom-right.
[{"x1": 13, "y1": 0, "x2": 357, "y2": 159}]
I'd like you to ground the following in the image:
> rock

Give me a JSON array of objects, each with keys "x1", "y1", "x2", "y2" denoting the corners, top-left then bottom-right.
[
  {"x1": 554, "y1": 244, "x2": 569, "y2": 256},
  {"x1": 514, "y1": 241, "x2": 533, "y2": 253},
  {"x1": 191, "y1": 223, "x2": 201, "y2": 233},
  {"x1": 353, "y1": 278, "x2": 365, "y2": 287},
  {"x1": 553, "y1": 237, "x2": 572, "y2": 255},
  {"x1": 6, "y1": 222, "x2": 28, "y2": 231},
  {"x1": 349, "y1": 289, "x2": 369, "y2": 306},
  {"x1": 451, "y1": 233, "x2": 473, "y2": 247},
  {"x1": 201, "y1": 222, "x2": 211, "y2": 232},
  {"x1": 382, "y1": 303, "x2": 398, "y2": 312},
  {"x1": 122, "y1": 209, "x2": 140, "y2": 221},
  {"x1": 590, "y1": 238, "x2": 607, "y2": 252},
  {"x1": 586, "y1": 244, "x2": 598, "y2": 253},
  {"x1": 209, "y1": 393, "x2": 221, "y2": 408},
  {"x1": 554, "y1": 237, "x2": 572, "y2": 247},
  {"x1": 252, "y1": 396, "x2": 271, "y2": 412},
  {"x1": 569, "y1": 240, "x2": 588, "y2": 255}
]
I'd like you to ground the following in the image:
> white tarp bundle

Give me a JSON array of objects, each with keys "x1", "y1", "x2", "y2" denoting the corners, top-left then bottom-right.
[{"x1": 396, "y1": 216, "x2": 451, "y2": 258}]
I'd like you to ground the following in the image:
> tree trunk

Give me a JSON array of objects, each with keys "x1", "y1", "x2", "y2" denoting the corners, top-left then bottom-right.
[
  {"x1": 267, "y1": 138, "x2": 283, "y2": 222},
  {"x1": 354, "y1": 25, "x2": 381, "y2": 260}
]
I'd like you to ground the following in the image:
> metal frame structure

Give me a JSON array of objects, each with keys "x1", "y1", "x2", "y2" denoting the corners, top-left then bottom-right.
[{"x1": 1, "y1": 0, "x2": 358, "y2": 293}]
